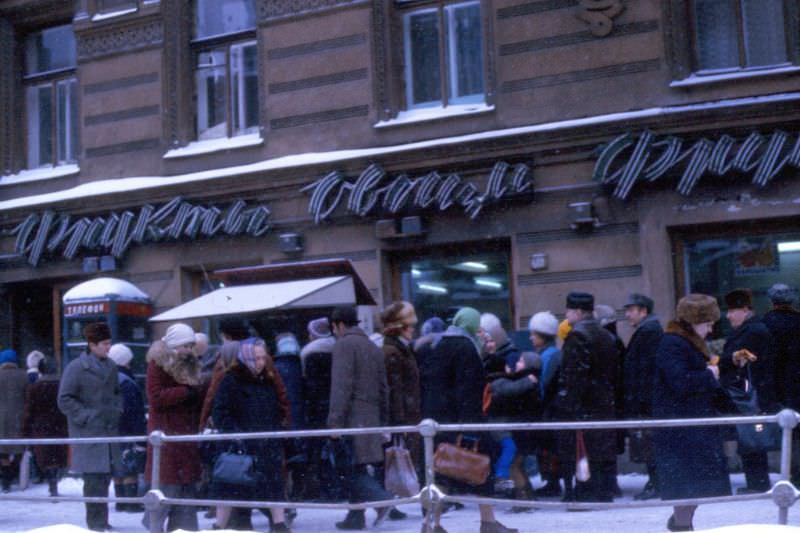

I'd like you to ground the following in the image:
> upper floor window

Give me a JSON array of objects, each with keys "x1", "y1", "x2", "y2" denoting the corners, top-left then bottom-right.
[
  {"x1": 402, "y1": 0, "x2": 485, "y2": 109},
  {"x1": 24, "y1": 25, "x2": 78, "y2": 169},
  {"x1": 692, "y1": 0, "x2": 793, "y2": 72},
  {"x1": 193, "y1": 0, "x2": 259, "y2": 141}
]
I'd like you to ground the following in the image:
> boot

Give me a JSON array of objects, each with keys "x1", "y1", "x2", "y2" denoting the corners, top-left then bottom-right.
[
  {"x1": 123, "y1": 483, "x2": 144, "y2": 513},
  {"x1": 48, "y1": 476, "x2": 59, "y2": 497},
  {"x1": 667, "y1": 515, "x2": 694, "y2": 531},
  {"x1": 533, "y1": 479, "x2": 562, "y2": 498},
  {"x1": 270, "y1": 522, "x2": 291, "y2": 533},
  {"x1": 335, "y1": 510, "x2": 366, "y2": 530},
  {"x1": 479, "y1": 520, "x2": 519, "y2": 533},
  {"x1": 1, "y1": 465, "x2": 12, "y2": 493},
  {"x1": 114, "y1": 483, "x2": 126, "y2": 512}
]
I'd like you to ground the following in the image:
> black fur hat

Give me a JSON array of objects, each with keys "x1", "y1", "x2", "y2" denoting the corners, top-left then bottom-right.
[
  {"x1": 83, "y1": 322, "x2": 111, "y2": 344},
  {"x1": 566, "y1": 292, "x2": 594, "y2": 312},
  {"x1": 724, "y1": 288, "x2": 753, "y2": 310}
]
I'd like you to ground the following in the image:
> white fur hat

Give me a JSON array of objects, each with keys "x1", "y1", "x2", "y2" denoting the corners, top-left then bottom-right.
[
  {"x1": 109, "y1": 343, "x2": 134, "y2": 367},
  {"x1": 26, "y1": 350, "x2": 45, "y2": 370},
  {"x1": 528, "y1": 311, "x2": 559, "y2": 337},
  {"x1": 479, "y1": 313, "x2": 508, "y2": 345},
  {"x1": 162, "y1": 323, "x2": 196, "y2": 349}
]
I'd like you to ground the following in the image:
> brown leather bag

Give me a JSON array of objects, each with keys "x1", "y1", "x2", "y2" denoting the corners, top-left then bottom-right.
[{"x1": 433, "y1": 435, "x2": 490, "y2": 486}]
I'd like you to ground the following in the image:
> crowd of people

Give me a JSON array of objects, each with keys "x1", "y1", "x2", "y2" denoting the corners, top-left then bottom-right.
[{"x1": 0, "y1": 282, "x2": 799, "y2": 533}]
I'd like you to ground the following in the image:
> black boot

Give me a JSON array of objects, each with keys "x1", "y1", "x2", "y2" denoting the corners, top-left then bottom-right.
[
  {"x1": 1, "y1": 465, "x2": 13, "y2": 493},
  {"x1": 534, "y1": 479, "x2": 562, "y2": 498},
  {"x1": 667, "y1": 515, "x2": 694, "y2": 531},
  {"x1": 124, "y1": 483, "x2": 144, "y2": 513},
  {"x1": 114, "y1": 483, "x2": 126, "y2": 512},
  {"x1": 335, "y1": 510, "x2": 366, "y2": 530},
  {"x1": 48, "y1": 474, "x2": 59, "y2": 498}
]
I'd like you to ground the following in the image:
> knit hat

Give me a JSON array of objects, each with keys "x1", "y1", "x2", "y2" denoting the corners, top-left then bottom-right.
[
  {"x1": 26, "y1": 350, "x2": 45, "y2": 370},
  {"x1": 768, "y1": 283, "x2": 796, "y2": 305},
  {"x1": 557, "y1": 319, "x2": 572, "y2": 341},
  {"x1": 162, "y1": 323, "x2": 196, "y2": 349},
  {"x1": 676, "y1": 294, "x2": 720, "y2": 325},
  {"x1": 276, "y1": 333, "x2": 300, "y2": 355},
  {"x1": 84, "y1": 322, "x2": 111, "y2": 344},
  {"x1": 624, "y1": 293, "x2": 654, "y2": 314},
  {"x1": 453, "y1": 307, "x2": 481, "y2": 339},
  {"x1": 566, "y1": 292, "x2": 594, "y2": 311},
  {"x1": 421, "y1": 317, "x2": 446, "y2": 336},
  {"x1": 0, "y1": 349, "x2": 17, "y2": 365},
  {"x1": 479, "y1": 313, "x2": 508, "y2": 346},
  {"x1": 307, "y1": 317, "x2": 331, "y2": 339},
  {"x1": 528, "y1": 311, "x2": 558, "y2": 337},
  {"x1": 331, "y1": 305, "x2": 359, "y2": 327},
  {"x1": 381, "y1": 301, "x2": 418, "y2": 335},
  {"x1": 594, "y1": 304, "x2": 617, "y2": 327},
  {"x1": 724, "y1": 288, "x2": 752, "y2": 310},
  {"x1": 108, "y1": 344, "x2": 134, "y2": 367}
]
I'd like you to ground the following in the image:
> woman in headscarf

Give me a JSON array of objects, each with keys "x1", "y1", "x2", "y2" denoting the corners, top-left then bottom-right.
[{"x1": 211, "y1": 338, "x2": 292, "y2": 533}]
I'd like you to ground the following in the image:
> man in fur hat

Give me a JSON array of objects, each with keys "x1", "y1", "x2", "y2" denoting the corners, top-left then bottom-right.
[
  {"x1": 720, "y1": 288, "x2": 776, "y2": 493},
  {"x1": 58, "y1": 322, "x2": 122, "y2": 532}
]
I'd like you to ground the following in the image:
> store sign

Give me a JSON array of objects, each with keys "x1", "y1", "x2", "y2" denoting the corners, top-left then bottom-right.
[
  {"x1": 64, "y1": 302, "x2": 109, "y2": 317},
  {"x1": 302, "y1": 161, "x2": 534, "y2": 223},
  {"x1": 8, "y1": 197, "x2": 273, "y2": 267},
  {"x1": 594, "y1": 129, "x2": 800, "y2": 200}
]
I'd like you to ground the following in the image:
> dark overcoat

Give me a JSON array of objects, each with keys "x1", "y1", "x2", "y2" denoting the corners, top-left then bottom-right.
[
  {"x1": 22, "y1": 376, "x2": 68, "y2": 469},
  {"x1": 720, "y1": 314, "x2": 777, "y2": 413},
  {"x1": 301, "y1": 337, "x2": 335, "y2": 429},
  {"x1": 274, "y1": 352, "x2": 305, "y2": 429},
  {"x1": 118, "y1": 367, "x2": 146, "y2": 437},
  {"x1": 383, "y1": 335, "x2": 421, "y2": 426},
  {"x1": 652, "y1": 321, "x2": 731, "y2": 500},
  {"x1": 623, "y1": 315, "x2": 664, "y2": 418},
  {"x1": 327, "y1": 326, "x2": 389, "y2": 465},
  {"x1": 762, "y1": 306, "x2": 800, "y2": 410},
  {"x1": 0, "y1": 362, "x2": 28, "y2": 455}
]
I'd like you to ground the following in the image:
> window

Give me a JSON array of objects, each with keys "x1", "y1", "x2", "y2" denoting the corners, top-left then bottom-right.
[
  {"x1": 96, "y1": 0, "x2": 138, "y2": 14},
  {"x1": 402, "y1": 1, "x2": 485, "y2": 109},
  {"x1": 24, "y1": 25, "x2": 78, "y2": 169},
  {"x1": 193, "y1": 0, "x2": 259, "y2": 141},
  {"x1": 692, "y1": 0, "x2": 792, "y2": 72}
]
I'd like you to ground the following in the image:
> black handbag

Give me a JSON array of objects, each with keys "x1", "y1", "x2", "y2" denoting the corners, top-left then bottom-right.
[
  {"x1": 212, "y1": 444, "x2": 259, "y2": 487},
  {"x1": 727, "y1": 367, "x2": 780, "y2": 454}
]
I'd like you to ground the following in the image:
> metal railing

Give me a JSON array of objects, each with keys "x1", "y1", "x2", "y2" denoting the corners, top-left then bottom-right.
[{"x1": 1, "y1": 410, "x2": 799, "y2": 532}]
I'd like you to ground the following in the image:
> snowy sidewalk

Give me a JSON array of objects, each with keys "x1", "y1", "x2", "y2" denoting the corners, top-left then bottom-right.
[{"x1": 3, "y1": 474, "x2": 800, "y2": 533}]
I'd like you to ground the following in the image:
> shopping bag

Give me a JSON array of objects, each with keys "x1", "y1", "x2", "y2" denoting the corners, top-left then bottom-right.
[
  {"x1": 19, "y1": 449, "x2": 33, "y2": 490},
  {"x1": 384, "y1": 438, "x2": 420, "y2": 497},
  {"x1": 212, "y1": 445, "x2": 258, "y2": 487},
  {"x1": 576, "y1": 430, "x2": 590, "y2": 482},
  {"x1": 727, "y1": 367, "x2": 780, "y2": 454},
  {"x1": 433, "y1": 435, "x2": 490, "y2": 486}
]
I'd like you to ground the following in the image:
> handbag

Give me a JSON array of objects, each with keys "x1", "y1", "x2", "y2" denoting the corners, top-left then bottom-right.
[
  {"x1": 433, "y1": 435, "x2": 490, "y2": 486},
  {"x1": 728, "y1": 366, "x2": 781, "y2": 454},
  {"x1": 212, "y1": 444, "x2": 259, "y2": 487},
  {"x1": 575, "y1": 430, "x2": 590, "y2": 482},
  {"x1": 384, "y1": 437, "x2": 420, "y2": 497}
]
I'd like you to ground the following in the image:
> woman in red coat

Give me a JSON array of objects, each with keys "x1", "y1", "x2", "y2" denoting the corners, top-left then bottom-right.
[
  {"x1": 22, "y1": 371, "x2": 68, "y2": 497},
  {"x1": 143, "y1": 323, "x2": 204, "y2": 533}
]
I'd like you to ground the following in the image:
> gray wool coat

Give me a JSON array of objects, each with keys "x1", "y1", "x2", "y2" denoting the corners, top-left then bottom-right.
[
  {"x1": 327, "y1": 327, "x2": 389, "y2": 465},
  {"x1": 0, "y1": 363, "x2": 28, "y2": 454},
  {"x1": 57, "y1": 352, "x2": 123, "y2": 474}
]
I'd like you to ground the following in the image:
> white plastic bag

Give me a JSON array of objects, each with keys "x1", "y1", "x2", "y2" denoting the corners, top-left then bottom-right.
[
  {"x1": 19, "y1": 449, "x2": 33, "y2": 490},
  {"x1": 575, "y1": 431, "x2": 591, "y2": 482}
]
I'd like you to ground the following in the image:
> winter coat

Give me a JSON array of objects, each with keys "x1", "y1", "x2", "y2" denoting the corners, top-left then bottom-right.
[
  {"x1": 274, "y1": 352, "x2": 305, "y2": 430},
  {"x1": 0, "y1": 362, "x2": 28, "y2": 455},
  {"x1": 538, "y1": 344, "x2": 561, "y2": 401},
  {"x1": 495, "y1": 340, "x2": 521, "y2": 371},
  {"x1": 22, "y1": 376, "x2": 68, "y2": 469},
  {"x1": 144, "y1": 341, "x2": 203, "y2": 486},
  {"x1": 211, "y1": 362, "x2": 290, "y2": 500},
  {"x1": 327, "y1": 326, "x2": 389, "y2": 465},
  {"x1": 57, "y1": 352, "x2": 122, "y2": 474},
  {"x1": 488, "y1": 368, "x2": 543, "y2": 454},
  {"x1": 762, "y1": 306, "x2": 800, "y2": 410},
  {"x1": 720, "y1": 314, "x2": 777, "y2": 413},
  {"x1": 652, "y1": 321, "x2": 731, "y2": 500},
  {"x1": 414, "y1": 333, "x2": 441, "y2": 416},
  {"x1": 383, "y1": 336, "x2": 421, "y2": 426},
  {"x1": 117, "y1": 367, "x2": 146, "y2": 437},
  {"x1": 623, "y1": 315, "x2": 663, "y2": 418},
  {"x1": 302, "y1": 336, "x2": 335, "y2": 429},
  {"x1": 553, "y1": 319, "x2": 619, "y2": 463}
]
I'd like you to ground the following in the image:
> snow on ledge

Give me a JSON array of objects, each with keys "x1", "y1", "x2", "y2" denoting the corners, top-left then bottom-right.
[
  {"x1": 374, "y1": 103, "x2": 494, "y2": 129},
  {"x1": 0, "y1": 164, "x2": 79, "y2": 187},
  {"x1": 163, "y1": 133, "x2": 264, "y2": 160},
  {"x1": 671, "y1": 65, "x2": 800, "y2": 88},
  {"x1": 91, "y1": 7, "x2": 138, "y2": 22}
]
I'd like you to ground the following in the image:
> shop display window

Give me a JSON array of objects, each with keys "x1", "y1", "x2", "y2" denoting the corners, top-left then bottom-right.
[
  {"x1": 397, "y1": 250, "x2": 510, "y2": 328},
  {"x1": 683, "y1": 233, "x2": 800, "y2": 336}
]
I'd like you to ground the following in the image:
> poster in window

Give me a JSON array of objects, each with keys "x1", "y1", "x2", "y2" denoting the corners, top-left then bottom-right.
[{"x1": 734, "y1": 238, "x2": 780, "y2": 276}]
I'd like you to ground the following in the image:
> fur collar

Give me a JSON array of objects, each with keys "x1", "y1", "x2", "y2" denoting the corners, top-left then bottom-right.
[
  {"x1": 146, "y1": 340, "x2": 200, "y2": 386},
  {"x1": 300, "y1": 336, "x2": 336, "y2": 358},
  {"x1": 665, "y1": 320, "x2": 710, "y2": 358}
]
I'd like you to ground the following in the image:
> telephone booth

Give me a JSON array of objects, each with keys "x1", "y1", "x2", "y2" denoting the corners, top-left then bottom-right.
[{"x1": 62, "y1": 277, "x2": 153, "y2": 376}]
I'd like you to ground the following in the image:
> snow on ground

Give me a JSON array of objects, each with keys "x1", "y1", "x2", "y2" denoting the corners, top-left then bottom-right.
[{"x1": 3, "y1": 474, "x2": 800, "y2": 533}]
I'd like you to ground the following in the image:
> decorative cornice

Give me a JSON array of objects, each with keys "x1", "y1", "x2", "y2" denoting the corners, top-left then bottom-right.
[
  {"x1": 76, "y1": 17, "x2": 163, "y2": 61},
  {"x1": 256, "y1": 0, "x2": 367, "y2": 23}
]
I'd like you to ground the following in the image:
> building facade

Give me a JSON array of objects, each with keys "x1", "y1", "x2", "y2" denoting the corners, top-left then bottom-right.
[{"x1": 1, "y1": 0, "x2": 799, "y2": 366}]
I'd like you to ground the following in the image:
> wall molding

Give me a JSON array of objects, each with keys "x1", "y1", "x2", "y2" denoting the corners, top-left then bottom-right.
[
  {"x1": 85, "y1": 138, "x2": 161, "y2": 158},
  {"x1": 76, "y1": 18, "x2": 163, "y2": 61},
  {"x1": 518, "y1": 265, "x2": 642, "y2": 286},
  {"x1": 500, "y1": 20, "x2": 658, "y2": 56},
  {"x1": 268, "y1": 33, "x2": 366, "y2": 60},
  {"x1": 497, "y1": 0, "x2": 578, "y2": 20},
  {"x1": 256, "y1": 0, "x2": 368, "y2": 23},
  {"x1": 516, "y1": 222, "x2": 639, "y2": 244},
  {"x1": 270, "y1": 105, "x2": 369, "y2": 130},
  {"x1": 85, "y1": 105, "x2": 160, "y2": 126},
  {"x1": 502, "y1": 58, "x2": 661, "y2": 93},
  {"x1": 268, "y1": 68, "x2": 367, "y2": 94},
  {"x1": 83, "y1": 72, "x2": 160, "y2": 95}
]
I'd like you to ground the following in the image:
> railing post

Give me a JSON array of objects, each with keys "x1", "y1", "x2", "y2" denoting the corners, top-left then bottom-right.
[
  {"x1": 418, "y1": 419, "x2": 439, "y2": 532},
  {"x1": 774, "y1": 410, "x2": 799, "y2": 524},
  {"x1": 148, "y1": 430, "x2": 164, "y2": 491}
]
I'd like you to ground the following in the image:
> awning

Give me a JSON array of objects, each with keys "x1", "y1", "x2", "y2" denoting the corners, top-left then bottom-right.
[{"x1": 149, "y1": 275, "x2": 357, "y2": 322}]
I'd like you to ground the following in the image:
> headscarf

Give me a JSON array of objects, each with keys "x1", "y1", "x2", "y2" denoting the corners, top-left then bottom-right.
[
  {"x1": 452, "y1": 307, "x2": 481, "y2": 340},
  {"x1": 237, "y1": 338, "x2": 259, "y2": 375},
  {"x1": 421, "y1": 317, "x2": 446, "y2": 336}
]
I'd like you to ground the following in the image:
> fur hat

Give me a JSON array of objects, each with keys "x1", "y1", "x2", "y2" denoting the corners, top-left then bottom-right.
[
  {"x1": 0, "y1": 349, "x2": 17, "y2": 366},
  {"x1": 593, "y1": 304, "x2": 617, "y2": 327},
  {"x1": 724, "y1": 288, "x2": 753, "y2": 310},
  {"x1": 276, "y1": 333, "x2": 300, "y2": 355},
  {"x1": 768, "y1": 283, "x2": 796, "y2": 305},
  {"x1": 381, "y1": 301, "x2": 418, "y2": 335},
  {"x1": 26, "y1": 350, "x2": 45, "y2": 370},
  {"x1": 108, "y1": 343, "x2": 133, "y2": 367},
  {"x1": 162, "y1": 323, "x2": 196, "y2": 349},
  {"x1": 624, "y1": 293, "x2": 654, "y2": 314},
  {"x1": 479, "y1": 313, "x2": 508, "y2": 345},
  {"x1": 676, "y1": 294, "x2": 720, "y2": 325},
  {"x1": 331, "y1": 305, "x2": 359, "y2": 327},
  {"x1": 529, "y1": 311, "x2": 558, "y2": 337},
  {"x1": 218, "y1": 317, "x2": 250, "y2": 341},
  {"x1": 84, "y1": 322, "x2": 111, "y2": 345},
  {"x1": 307, "y1": 317, "x2": 331, "y2": 339},
  {"x1": 566, "y1": 292, "x2": 594, "y2": 311}
]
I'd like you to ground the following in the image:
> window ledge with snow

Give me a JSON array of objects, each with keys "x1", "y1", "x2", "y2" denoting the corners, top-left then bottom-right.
[
  {"x1": 374, "y1": 103, "x2": 494, "y2": 129},
  {"x1": 163, "y1": 133, "x2": 264, "y2": 160},
  {"x1": 0, "y1": 164, "x2": 80, "y2": 187},
  {"x1": 670, "y1": 65, "x2": 800, "y2": 88},
  {"x1": 91, "y1": 7, "x2": 138, "y2": 22}
]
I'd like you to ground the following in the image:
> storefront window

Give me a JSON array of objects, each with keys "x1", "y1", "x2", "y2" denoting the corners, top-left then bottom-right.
[
  {"x1": 397, "y1": 250, "x2": 511, "y2": 328},
  {"x1": 684, "y1": 233, "x2": 800, "y2": 336}
]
